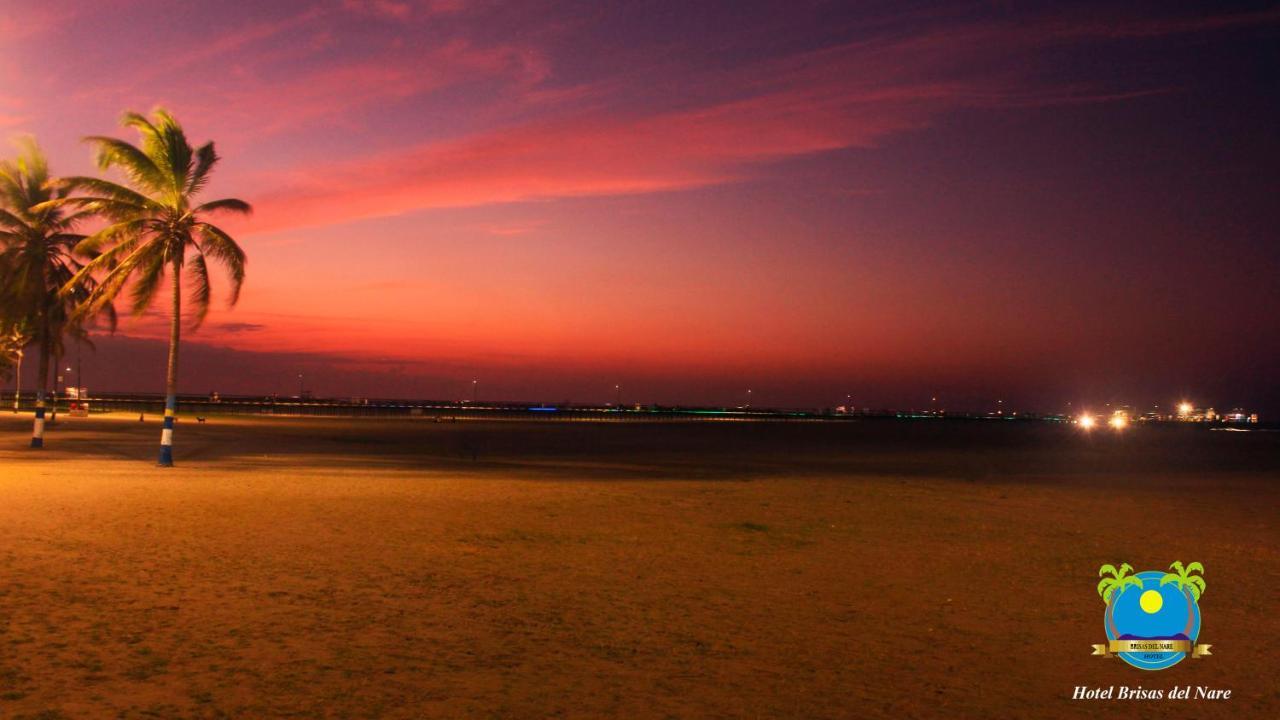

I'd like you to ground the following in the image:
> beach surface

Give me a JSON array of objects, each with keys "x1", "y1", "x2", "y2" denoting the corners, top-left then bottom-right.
[{"x1": 0, "y1": 412, "x2": 1276, "y2": 718}]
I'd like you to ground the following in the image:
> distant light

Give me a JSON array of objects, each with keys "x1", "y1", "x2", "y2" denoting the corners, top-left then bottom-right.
[
  {"x1": 1078, "y1": 415, "x2": 1096, "y2": 429},
  {"x1": 1178, "y1": 402, "x2": 1193, "y2": 415},
  {"x1": 1109, "y1": 415, "x2": 1128, "y2": 430}
]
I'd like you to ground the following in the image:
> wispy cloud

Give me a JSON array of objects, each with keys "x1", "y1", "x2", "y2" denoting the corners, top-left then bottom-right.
[
  {"x1": 215, "y1": 321, "x2": 267, "y2": 334},
  {"x1": 226, "y1": 27, "x2": 1077, "y2": 232},
  {"x1": 1044, "y1": 6, "x2": 1280, "y2": 39},
  {"x1": 225, "y1": 7, "x2": 1280, "y2": 236},
  {"x1": 342, "y1": 0, "x2": 467, "y2": 21}
]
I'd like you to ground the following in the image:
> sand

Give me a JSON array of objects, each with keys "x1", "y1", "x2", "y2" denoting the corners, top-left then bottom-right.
[{"x1": 0, "y1": 412, "x2": 1276, "y2": 718}]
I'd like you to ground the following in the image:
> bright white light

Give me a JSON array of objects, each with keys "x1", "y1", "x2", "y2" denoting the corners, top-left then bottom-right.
[
  {"x1": 1178, "y1": 402, "x2": 1193, "y2": 416},
  {"x1": 1109, "y1": 415, "x2": 1128, "y2": 430},
  {"x1": 1078, "y1": 415, "x2": 1096, "y2": 429}
]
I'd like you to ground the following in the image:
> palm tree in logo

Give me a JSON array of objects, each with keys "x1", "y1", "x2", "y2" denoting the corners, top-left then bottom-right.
[
  {"x1": 1160, "y1": 561, "x2": 1205, "y2": 637},
  {"x1": 1098, "y1": 563, "x2": 1142, "y2": 638}
]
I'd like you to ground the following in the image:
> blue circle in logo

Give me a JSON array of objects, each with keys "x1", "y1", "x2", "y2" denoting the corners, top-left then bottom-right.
[{"x1": 1105, "y1": 571, "x2": 1201, "y2": 670}]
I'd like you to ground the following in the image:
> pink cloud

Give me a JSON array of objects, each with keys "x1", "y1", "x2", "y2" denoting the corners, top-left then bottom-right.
[
  {"x1": 163, "y1": 7, "x2": 328, "y2": 73},
  {"x1": 342, "y1": 0, "x2": 412, "y2": 21},
  {"x1": 234, "y1": 7, "x2": 1273, "y2": 236},
  {"x1": 234, "y1": 32, "x2": 1026, "y2": 233},
  {"x1": 203, "y1": 39, "x2": 546, "y2": 137},
  {"x1": 0, "y1": 1, "x2": 82, "y2": 40},
  {"x1": 342, "y1": 0, "x2": 468, "y2": 20},
  {"x1": 473, "y1": 219, "x2": 548, "y2": 237},
  {"x1": 74, "y1": 36, "x2": 549, "y2": 150}
]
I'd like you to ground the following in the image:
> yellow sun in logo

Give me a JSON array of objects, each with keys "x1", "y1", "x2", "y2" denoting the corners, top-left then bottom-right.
[{"x1": 1140, "y1": 589, "x2": 1163, "y2": 614}]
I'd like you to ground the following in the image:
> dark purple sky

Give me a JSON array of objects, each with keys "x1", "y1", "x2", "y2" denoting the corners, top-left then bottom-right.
[{"x1": 2, "y1": 1, "x2": 1278, "y2": 413}]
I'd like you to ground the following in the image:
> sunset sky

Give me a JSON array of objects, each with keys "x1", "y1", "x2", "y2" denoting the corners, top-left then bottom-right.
[{"x1": 2, "y1": 0, "x2": 1277, "y2": 412}]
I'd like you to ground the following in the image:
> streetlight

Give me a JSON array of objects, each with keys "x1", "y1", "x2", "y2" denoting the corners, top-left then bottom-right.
[
  {"x1": 297, "y1": 373, "x2": 304, "y2": 399},
  {"x1": 614, "y1": 384, "x2": 621, "y2": 407},
  {"x1": 50, "y1": 366, "x2": 71, "y2": 422},
  {"x1": 11, "y1": 347, "x2": 21, "y2": 413},
  {"x1": 472, "y1": 379, "x2": 478, "y2": 403},
  {"x1": 746, "y1": 389, "x2": 753, "y2": 409}
]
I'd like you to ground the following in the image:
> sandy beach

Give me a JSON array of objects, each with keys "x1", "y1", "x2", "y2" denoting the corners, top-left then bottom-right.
[{"x1": 0, "y1": 412, "x2": 1276, "y2": 718}]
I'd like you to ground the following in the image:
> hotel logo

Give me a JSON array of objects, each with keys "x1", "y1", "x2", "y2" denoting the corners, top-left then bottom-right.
[{"x1": 1093, "y1": 562, "x2": 1211, "y2": 670}]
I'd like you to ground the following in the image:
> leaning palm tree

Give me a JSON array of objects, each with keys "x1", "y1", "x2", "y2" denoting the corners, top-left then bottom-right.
[
  {"x1": 0, "y1": 138, "x2": 113, "y2": 446},
  {"x1": 1160, "y1": 561, "x2": 1205, "y2": 600},
  {"x1": 57, "y1": 109, "x2": 249, "y2": 466},
  {"x1": 1160, "y1": 561, "x2": 1205, "y2": 637},
  {"x1": 1097, "y1": 563, "x2": 1142, "y2": 638}
]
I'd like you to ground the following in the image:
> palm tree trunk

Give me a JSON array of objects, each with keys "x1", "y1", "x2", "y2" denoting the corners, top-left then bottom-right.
[
  {"x1": 158, "y1": 259, "x2": 181, "y2": 466},
  {"x1": 31, "y1": 338, "x2": 48, "y2": 448}
]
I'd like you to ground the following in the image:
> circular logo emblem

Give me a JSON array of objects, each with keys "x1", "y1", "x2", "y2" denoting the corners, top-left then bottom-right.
[{"x1": 1095, "y1": 562, "x2": 1208, "y2": 670}]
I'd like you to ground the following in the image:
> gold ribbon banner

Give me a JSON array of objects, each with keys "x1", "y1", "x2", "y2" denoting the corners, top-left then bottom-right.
[{"x1": 1092, "y1": 640, "x2": 1212, "y2": 658}]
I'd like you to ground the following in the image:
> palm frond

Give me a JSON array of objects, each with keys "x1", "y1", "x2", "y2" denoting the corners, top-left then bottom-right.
[
  {"x1": 48, "y1": 233, "x2": 87, "y2": 248},
  {"x1": 82, "y1": 137, "x2": 168, "y2": 194},
  {"x1": 63, "y1": 234, "x2": 144, "y2": 296},
  {"x1": 187, "y1": 142, "x2": 219, "y2": 195},
  {"x1": 186, "y1": 250, "x2": 211, "y2": 328},
  {"x1": 126, "y1": 244, "x2": 169, "y2": 315},
  {"x1": 55, "y1": 175, "x2": 164, "y2": 212},
  {"x1": 193, "y1": 198, "x2": 251, "y2": 215},
  {"x1": 119, "y1": 111, "x2": 172, "y2": 184},
  {"x1": 142, "y1": 108, "x2": 192, "y2": 192},
  {"x1": 80, "y1": 239, "x2": 163, "y2": 318},
  {"x1": 74, "y1": 218, "x2": 151, "y2": 255},
  {"x1": 54, "y1": 209, "x2": 102, "y2": 229},
  {"x1": 10, "y1": 136, "x2": 48, "y2": 181},
  {"x1": 196, "y1": 222, "x2": 246, "y2": 305},
  {"x1": 0, "y1": 208, "x2": 28, "y2": 229},
  {"x1": 98, "y1": 302, "x2": 118, "y2": 333}
]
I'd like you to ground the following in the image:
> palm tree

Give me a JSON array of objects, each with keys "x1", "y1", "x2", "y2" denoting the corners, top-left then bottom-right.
[
  {"x1": 1160, "y1": 561, "x2": 1205, "y2": 637},
  {"x1": 2, "y1": 321, "x2": 31, "y2": 412},
  {"x1": 57, "y1": 109, "x2": 250, "y2": 466},
  {"x1": 0, "y1": 138, "x2": 113, "y2": 446},
  {"x1": 1097, "y1": 563, "x2": 1142, "y2": 638},
  {"x1": 1160, "y1": 561, "x2": 1205, "y2": 600}
]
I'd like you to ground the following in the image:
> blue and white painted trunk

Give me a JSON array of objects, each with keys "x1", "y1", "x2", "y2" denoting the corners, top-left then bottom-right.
[
  {"x1": 30, "y1": 391, "x2": 45, "y2": 448},
  {"x1": 158, "y1": 394, "x2": 176, "y2": 466}
]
